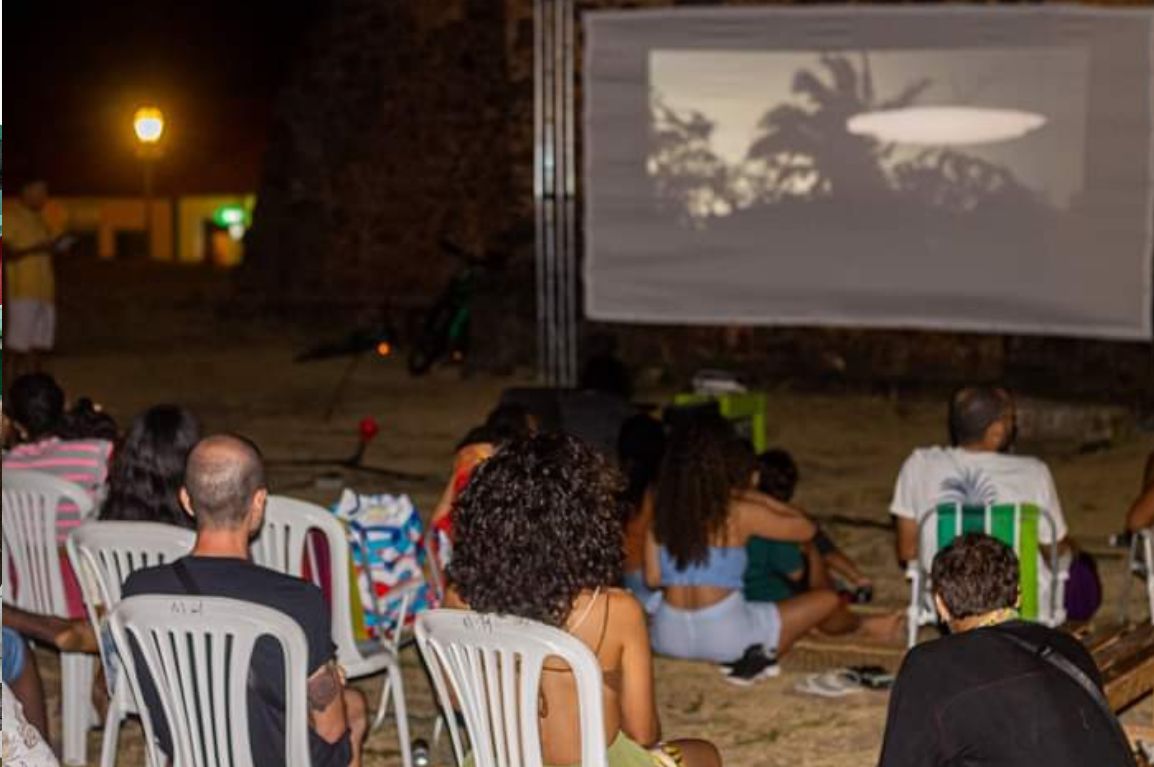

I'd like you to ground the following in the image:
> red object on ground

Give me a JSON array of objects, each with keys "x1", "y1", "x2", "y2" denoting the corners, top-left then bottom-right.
[{"x1": 359, "y1": 417, "x2": 380, "y2": 443}]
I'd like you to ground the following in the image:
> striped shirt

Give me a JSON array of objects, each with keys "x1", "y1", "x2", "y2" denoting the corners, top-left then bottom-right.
[{"x1": 3, "y1": 438, "x2": 113, "y2": 540}]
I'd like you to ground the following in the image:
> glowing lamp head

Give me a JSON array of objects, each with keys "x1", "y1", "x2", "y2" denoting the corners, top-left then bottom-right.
[
  {"x1": 376, "y1": 341, "x2": 392, "y2": 358},
  {"x1": 133, "y1": 107, "x2": 165, "y2": 144}
]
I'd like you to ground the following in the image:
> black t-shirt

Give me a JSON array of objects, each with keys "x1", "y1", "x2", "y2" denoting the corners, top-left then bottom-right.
[
  {"x1": 878, "y1": 621, "x2": 1131, "y2": 767},
  {"x1": 121, "y1": 556, "x2": 351, "y2": 767}
]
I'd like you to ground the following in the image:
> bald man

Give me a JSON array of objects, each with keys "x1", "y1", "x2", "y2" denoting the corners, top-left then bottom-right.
[{"x1": 122, "y1": 435, "x2": 367, "y2": 767}]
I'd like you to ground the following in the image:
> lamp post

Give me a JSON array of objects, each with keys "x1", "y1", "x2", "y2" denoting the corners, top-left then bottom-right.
[{"x1": 133, "y1": 106, "x2": 165, "y2": 259}]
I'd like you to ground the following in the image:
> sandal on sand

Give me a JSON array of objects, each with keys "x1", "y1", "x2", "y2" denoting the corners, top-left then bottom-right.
[{"x1": 794, "y1": 670, "x2": 865, "y2": 698}]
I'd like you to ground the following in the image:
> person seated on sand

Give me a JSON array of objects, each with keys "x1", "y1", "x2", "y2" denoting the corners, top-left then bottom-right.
[
  {"x1": 617, "y1": 414, "x2": 666, "y2": 609},
  {"x1": 891, "y1": 385, "x2": 1072, "y2": 615},
  {"x1": 746, "y1": 447, "x2": 873, "y2": 603},
  {"x1": 645, "y1": 415, "x2": 841, "y2": 685},
  {"x1": 1125, "y1": 451, "x2": 1154, "y2": 533},
  {"x1": 879, "y1": 533, "x2": 1133, "y2": 767},
  {"x1": 447, "y1": 433, "x2": 721, "y2": 767},
  {"x1": 729, "y1": 443, "x2": 900, "y2": 642}
]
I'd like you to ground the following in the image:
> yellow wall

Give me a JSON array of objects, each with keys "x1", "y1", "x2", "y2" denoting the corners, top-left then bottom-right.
[{"x1": 54, "y1": 195, "x2": 254, "y2": 265}]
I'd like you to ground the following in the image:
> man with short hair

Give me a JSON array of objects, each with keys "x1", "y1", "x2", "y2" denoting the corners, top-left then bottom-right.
[
  {"x1": 3, "y1": 180, "x2": 63, "y2": 376},
  {"x1": 890, "y1": 385, "x2": 1070, "y2": 611},
  {"x1": 878, "y1": 534, "x2": 1132, "y2": 766},
  {"x1": 122, "y1": 435, "x2": 367, "y2": 767}
]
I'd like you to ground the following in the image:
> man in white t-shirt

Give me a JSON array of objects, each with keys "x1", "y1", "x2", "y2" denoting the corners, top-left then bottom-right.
[{"x1": 890, "y1": 386, "x2": 1069, "y2": 610}]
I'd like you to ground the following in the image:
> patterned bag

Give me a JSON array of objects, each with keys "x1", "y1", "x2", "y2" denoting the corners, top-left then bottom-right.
[{"x1": 332, "y1": 489, "x2": 433, "y2": 639}]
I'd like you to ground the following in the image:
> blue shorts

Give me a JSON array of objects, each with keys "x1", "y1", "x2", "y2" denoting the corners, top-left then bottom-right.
[
  {"x1": 650, "y1": 591, "x2": 781, "y2": 663},
  {"x1": 2, "y1": 627, "x2": 28, "y2": 683}
]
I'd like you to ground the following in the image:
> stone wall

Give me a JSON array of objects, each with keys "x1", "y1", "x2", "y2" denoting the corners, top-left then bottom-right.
[{"x1": 243, "y1": 0, "x2": 518, "y2": 310}]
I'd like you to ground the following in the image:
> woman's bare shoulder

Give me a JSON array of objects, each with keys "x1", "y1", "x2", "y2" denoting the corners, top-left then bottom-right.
[{"x1": 605, "y1": 588, "x2": 646, "y2": 623}]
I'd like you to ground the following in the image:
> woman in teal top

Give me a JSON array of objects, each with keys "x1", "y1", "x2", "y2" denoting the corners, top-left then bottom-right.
[{"x1": 646, "y1": 415, "x2": 841, "y2": 672}]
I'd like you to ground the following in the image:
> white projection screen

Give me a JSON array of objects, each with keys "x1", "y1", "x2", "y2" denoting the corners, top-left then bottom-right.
[{"x1": 583, "y1": 7, "x2": 1154, "y2": 339}]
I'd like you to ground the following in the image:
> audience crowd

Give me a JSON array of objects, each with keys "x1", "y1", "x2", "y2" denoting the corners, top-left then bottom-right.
[{"x1": 1, "y1": 370, "x2": 1147, "y2": 767}]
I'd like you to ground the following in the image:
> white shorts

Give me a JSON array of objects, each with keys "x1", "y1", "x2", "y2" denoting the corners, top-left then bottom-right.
[{"x1": 6, "y1": 299, "x2": 56, "y2": 352}]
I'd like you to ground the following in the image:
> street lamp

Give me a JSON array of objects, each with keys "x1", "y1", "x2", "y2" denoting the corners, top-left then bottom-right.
[{"x1": 133, "y1": 106, "x2": 165, "y2": 258}]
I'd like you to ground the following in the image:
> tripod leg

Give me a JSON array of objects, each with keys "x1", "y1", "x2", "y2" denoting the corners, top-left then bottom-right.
[{"x1": 325, "y1": 353, "x2": 364, "y2": 421}]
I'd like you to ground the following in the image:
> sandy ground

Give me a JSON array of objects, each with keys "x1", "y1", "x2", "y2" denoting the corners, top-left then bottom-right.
[{"x1": 24, "y1": 334, "x2": 1154, "y2": 767}]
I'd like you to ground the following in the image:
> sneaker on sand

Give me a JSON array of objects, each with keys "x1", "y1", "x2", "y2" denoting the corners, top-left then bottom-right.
[{"x1": 720, "y1": 644, "x2": 781, "y2": 686}]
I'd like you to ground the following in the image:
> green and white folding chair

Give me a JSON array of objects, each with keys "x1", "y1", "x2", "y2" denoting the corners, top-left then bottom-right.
[{"x1": 906, "y1": 502, "x2": 1066, "y2": 647}]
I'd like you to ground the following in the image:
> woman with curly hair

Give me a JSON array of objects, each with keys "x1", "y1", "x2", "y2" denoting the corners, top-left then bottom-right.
[
  {"x1": 647, "y1": 416, "x2": 841, "y2": 683},
  {"x1": 448, "y1": 433, "x2": 721, "y2": 767},
  {"x1": 99, "y1": 404, "x2": 200, "y2": 528}
]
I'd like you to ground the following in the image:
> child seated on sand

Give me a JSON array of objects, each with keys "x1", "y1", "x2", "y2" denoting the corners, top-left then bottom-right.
[
  {"x1": 730, "y1": 443, "x2": 902, "y2": 642},
  {"x1": 447, "y1": 433, "x2": 721, "y2": 767},
  {"x1": 745, "y1": 448, "x2": 872, "y2": 603}
]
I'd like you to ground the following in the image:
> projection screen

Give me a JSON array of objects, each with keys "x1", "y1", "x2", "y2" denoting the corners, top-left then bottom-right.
[{"x1": 583, "y1": 7, "x2": 1154, "y2": 340}]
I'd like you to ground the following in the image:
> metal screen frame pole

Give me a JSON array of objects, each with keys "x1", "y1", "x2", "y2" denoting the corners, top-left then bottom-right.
[{"x1": 534, "y1": 0, "x2": 578, "y2": 386}]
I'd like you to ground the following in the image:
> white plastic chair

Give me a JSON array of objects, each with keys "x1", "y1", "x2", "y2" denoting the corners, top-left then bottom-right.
[
  {"x1": 3, "y1": 469, "x2": 98, "y2": 766},
  {"x1": 108, "y1": 594, "x2": 311, "y2": 767},
  {"x1": 423, "y1": 525, "x2": 451, "y2": 608},
  {"x1": 67, "y1": 521, "x2": 197, "y2": 767},
  {"x1": 251, "y1": 494, "x2": 414, "y2": 766},
  {"x1": 415, "y1": 609, "x2": 608, "y2": 767},
  {"x1": 906, "y1": 502, "x2": 1067, "y2": 647}
]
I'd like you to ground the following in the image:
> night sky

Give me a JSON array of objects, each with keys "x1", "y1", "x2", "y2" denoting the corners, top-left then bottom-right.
[{"x1": 6, "y1": 0, "x2": 323, "y2": 194}]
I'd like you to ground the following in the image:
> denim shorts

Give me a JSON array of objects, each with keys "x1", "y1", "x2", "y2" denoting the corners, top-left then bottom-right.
[
  {"x1": 2, "y1": 627, "x2": 27, "y2": 683},
  {"x1": 650, "y1": 591, "x2": 781, "y2": 663}
]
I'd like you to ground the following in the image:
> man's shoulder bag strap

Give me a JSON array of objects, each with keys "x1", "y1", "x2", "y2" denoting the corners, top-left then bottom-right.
[{"x1": 994, "y1": 627, "x2": 1136, "y2": 767}]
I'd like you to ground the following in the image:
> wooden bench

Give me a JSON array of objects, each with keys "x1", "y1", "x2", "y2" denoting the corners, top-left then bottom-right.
[{"x1": 1081, "y1": 623, "x2": 1154, "y2": 748}]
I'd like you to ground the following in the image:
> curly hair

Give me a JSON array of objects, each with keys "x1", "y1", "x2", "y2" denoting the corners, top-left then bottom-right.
[
  {"x1": 654, "y1": 415, "x2": 736, "y2": 570},
  {"x1": 99, "y1": 405, "x2": 201, "y2": 529},
  {"x1": 931, "y1": 533, "x2": 1019, "y2": 619},
  {"x1": 447, "y1": 432, "x2": 624, "y2": 627}
]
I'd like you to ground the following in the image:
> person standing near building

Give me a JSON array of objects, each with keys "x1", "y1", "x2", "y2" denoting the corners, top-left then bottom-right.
[{"x1": 3, "y1": 179, "x2": 65, "y2": 377}]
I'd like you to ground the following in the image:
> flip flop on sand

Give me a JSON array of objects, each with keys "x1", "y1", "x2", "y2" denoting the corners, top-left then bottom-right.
[{"x1": 794, "y1": 670, "x2": 865, "y2": 698}]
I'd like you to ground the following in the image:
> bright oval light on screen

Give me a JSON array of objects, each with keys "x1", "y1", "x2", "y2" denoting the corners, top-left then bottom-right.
[{"x1": 846, "y1": 106, "x2": 1046, "y2": 146}]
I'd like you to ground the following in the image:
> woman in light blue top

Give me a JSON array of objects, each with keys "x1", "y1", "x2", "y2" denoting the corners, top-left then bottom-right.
[{"x1": 645, "y1": 415, "x2": 841, "y2": 672}]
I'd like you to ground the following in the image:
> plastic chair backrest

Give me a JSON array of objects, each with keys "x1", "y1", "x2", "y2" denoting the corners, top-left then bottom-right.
[
  {"x1": 253, "y1": 495, "x2": 361, "y2": 662},
  {"x1": 415, "y1": 609, "x2": 608, "y2": 767},
  {"x1": 424, "y1": 526, "x2": 450, "y2": 607},
  {"x1": 3, "y1": 469, "x2": 94, "y2": 615},
  {"x1": 920, "y1": 502, "x2": 1058, "y2": 620},
  {"x1": 109, "y1": 594, "x2": 311, "y2": 767},
  {"x1": 66, "y1": 521, "x2": 196, "y2": 661}
]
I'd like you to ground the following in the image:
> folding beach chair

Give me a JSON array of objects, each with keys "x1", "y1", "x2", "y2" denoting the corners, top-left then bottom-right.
[{"x1": 906, "y1": 502, "x2": 1067, "y2": 647}]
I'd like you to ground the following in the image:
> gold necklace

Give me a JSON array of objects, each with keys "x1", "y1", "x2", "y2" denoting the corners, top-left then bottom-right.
[{"x1": 976, "y1": 607, "x2": 1019, "y2": 628}]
